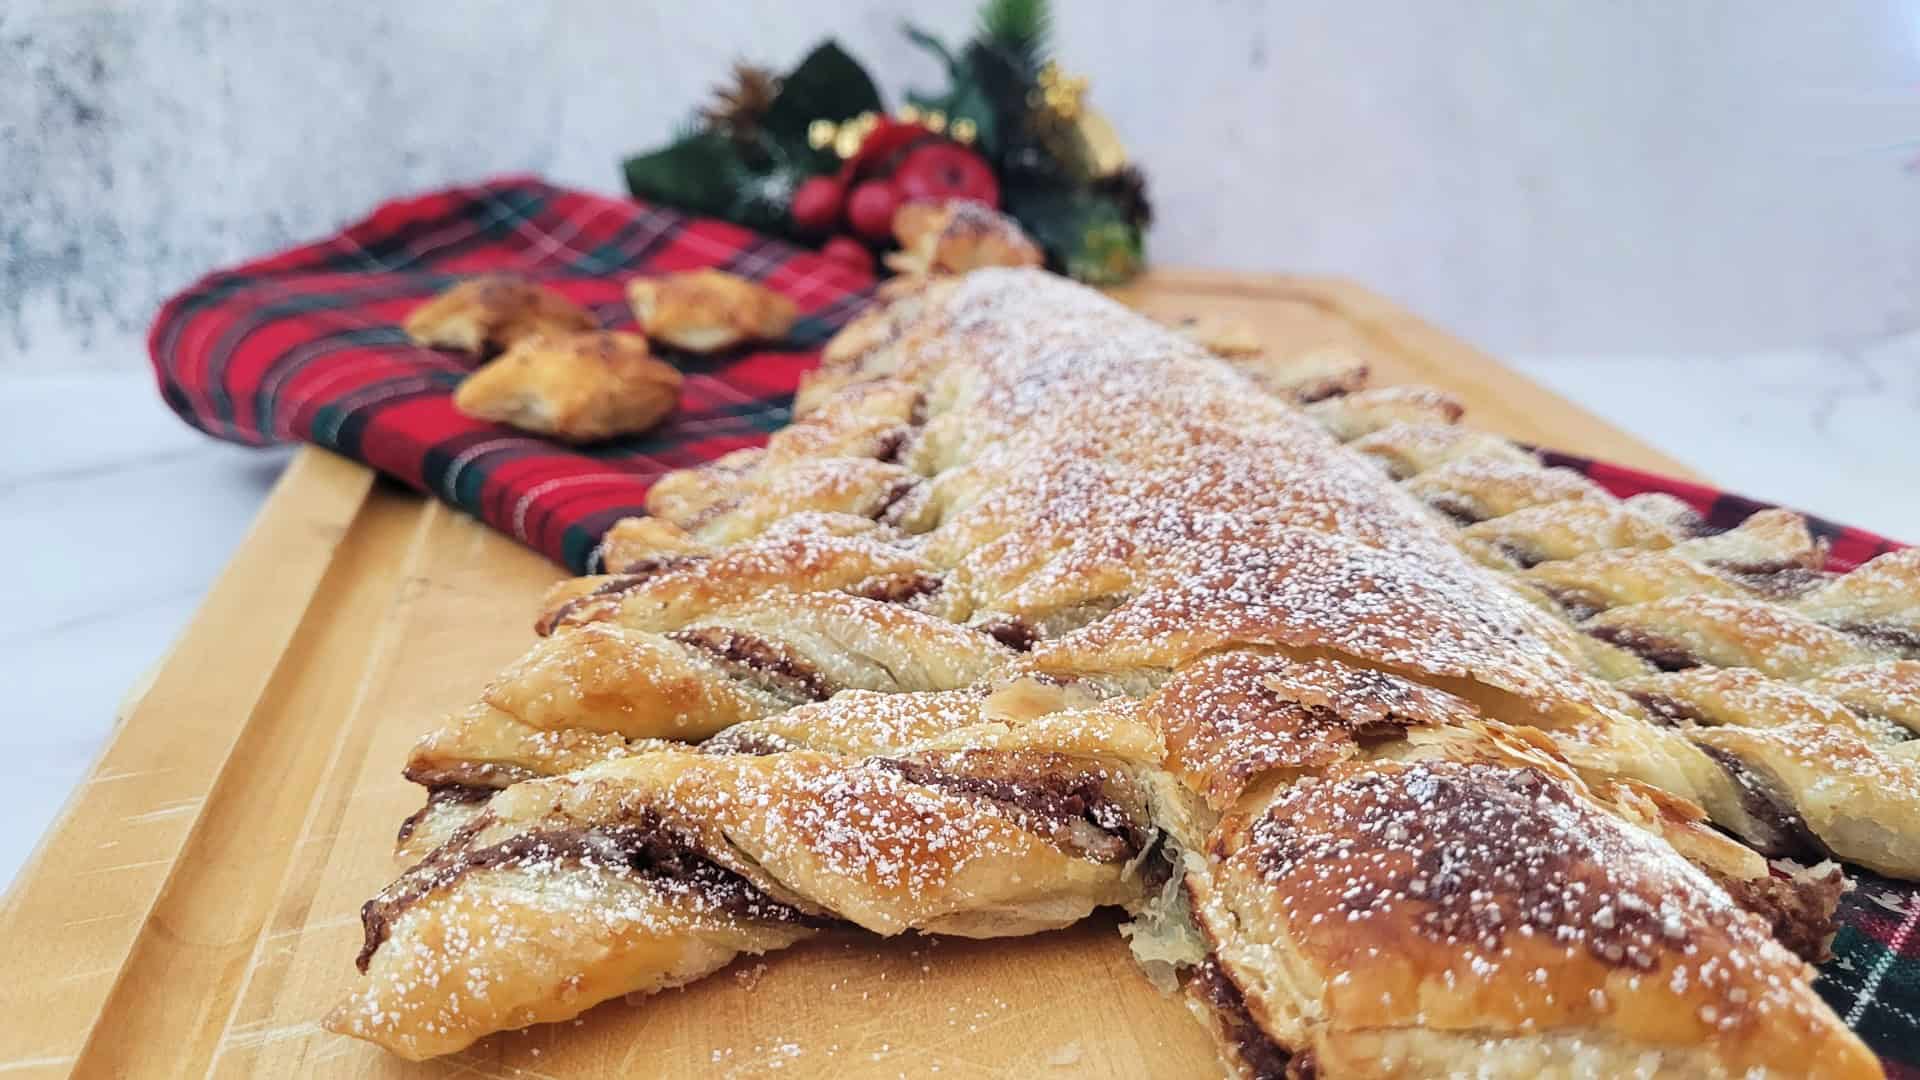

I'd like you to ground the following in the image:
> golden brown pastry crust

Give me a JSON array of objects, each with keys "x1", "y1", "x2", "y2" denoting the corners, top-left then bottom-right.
[
  {"x1": 336, "y1": 740, "x2": 1158, "y2": 1060},
  {"x1": 1163, "y1": 313, "x2": 1266, "y2": 358},
  {"x1": 452, "y1": 331, "x2": 681, "y2": 443},
  {"x1": 403, "y1": 275, "x2": 598, "y2": 358},
  {"x1": 1188, "y1": 747, "x2": 1874, "y2": 1080},
  {"x1": 1304, "y1": 385, "x2": 1465, "y2": 442},
  {"x1": 340, "y1": 269, "x2": 1893, "y2": 1076},
  {"x1": 885, "y1": 199, "x2": 1044, "y2": 276},
  {"x1": 625, "y1": 268, "x2": 798, "y2": 353}
]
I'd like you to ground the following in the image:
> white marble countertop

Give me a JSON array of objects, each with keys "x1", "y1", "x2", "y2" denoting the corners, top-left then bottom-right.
[{"x1": 2, "y1": 351, "x2": 1916, "y2": 892}]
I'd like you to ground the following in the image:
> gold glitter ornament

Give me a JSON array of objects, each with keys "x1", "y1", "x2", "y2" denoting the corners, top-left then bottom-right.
[
  {"x1": 814, "y1": 111, "x2": 880, "y2": 159},
  {"x1": 1074, "y1": 108, "x2": 1127, "y2": 176},
  {"x1": 1035, "y1": 62, "x2": 1089, "y2": 121}
]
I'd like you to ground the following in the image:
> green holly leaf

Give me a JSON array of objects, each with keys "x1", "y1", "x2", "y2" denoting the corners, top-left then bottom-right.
[
  {"x1": 622, "y1": 131, "x2": 748, "y2": 217},
  {"x1": 902, "y1": 23, "x2": 959, "y2": 72},
  {"x1": 762, "y1": 41, "x2": 883, "y2": 142}
]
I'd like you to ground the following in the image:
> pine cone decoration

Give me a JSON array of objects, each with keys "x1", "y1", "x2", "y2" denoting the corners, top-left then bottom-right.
[{"x1": 700, "y1": 62, "x2": 781, "y2": 143}]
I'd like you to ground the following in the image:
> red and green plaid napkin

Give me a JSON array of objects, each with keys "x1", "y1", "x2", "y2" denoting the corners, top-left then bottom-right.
[{"x1": 148, "y1": 176, "x2": 1916, "y2": 1072}]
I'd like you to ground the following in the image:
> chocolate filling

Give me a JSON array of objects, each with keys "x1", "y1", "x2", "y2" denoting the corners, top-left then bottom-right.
[
  {"x1": 1583, "y1": 625, "x2": 1701, "y2": 671},
  {"x1": 1715, "y1": 563, "x2": 1828, "y2": 599},
  {"x1": 872, "y1": 427, "x2": 912, "y2": 465},
  {"x1": 607, "y1": 553, "x2": 709, "y2": 580},
  {"x1": 870, "y1": 756, "x2": 1146, "y2": 862},
  {"x1": 872, "y1": 478, "x2": 922, "y2": 527},
  {"x1": 1532, "y1": 584, "x2": 1603, "y2": 624},
  {"x1": 1289, "y1": 378, "x2": 1356, "y2": 406},
  {"x1": 1662, "y1": 506, "x2": 1712, "y2": 538},
  {"x1": 1192, "y1": 956, "x2": 1298, "y2": 1079},
  {"x1": 1422, "y1": 493, "x2": 1483, "y2": 527},
  {"x1": 1707, "y1": 863, "x2": 1845, "y2": 963},
  {"x1": 850, "y1": 571, "x2": 944, "y2": 605},
  {"x1": 401, "y1": 758, "x2": 542, "y2": 791},
  {"x1": 1492, "y1": 540, "x2": 1544, "y2": 570},
  {"x1": 1625, "y1": 690, "x2": 1709, "y2": 727},
  {"x1": 974, "y1": 617, "x2": 1037, "y2": 653},
  {"x1": 1834, "y1": 622, "x2": 1920, "y2": 655},
  {"x1": 666, "y1": 627, "x2": 834, "y2": 703},
  {"x1": 539, "y1": 554, "x2": 709, "y2": 634},
  {"x1": 394, "y1": 783, "x2": 495, "y2": 846},
  {"x1": 681, "y1": 495, "x2": 745, "y2": 533},
  {"x1": 359, "y1": 812, "x2": 829, "y2": 971},
  {"x1": 1696, "y1": 744, "x2": 1829, "y2": 860}
]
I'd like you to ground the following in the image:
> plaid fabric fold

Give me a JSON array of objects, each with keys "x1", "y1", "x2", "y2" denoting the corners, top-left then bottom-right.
[
  {"x1": 148, "y1": 177, "x2": 1914, "y2": 1071},
  {"x1": 150, "y1": 176, "x2": 876, "y2": 572}
]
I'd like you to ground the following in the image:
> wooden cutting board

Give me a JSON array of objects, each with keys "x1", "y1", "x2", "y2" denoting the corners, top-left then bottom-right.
[{"x1": 0, "y1": 270, "x2": 1699, "y2": 1078}]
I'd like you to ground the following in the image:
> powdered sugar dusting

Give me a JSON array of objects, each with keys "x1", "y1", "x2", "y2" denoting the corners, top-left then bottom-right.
[
  {"x1": 342, "y1": 268, "x2": 1887, "y2": 1068},
  {"x1": 1222, "y1": 759, "x2": 1832, "y2": 1036}
]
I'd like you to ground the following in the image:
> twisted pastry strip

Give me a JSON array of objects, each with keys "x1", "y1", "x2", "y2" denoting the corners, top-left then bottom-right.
[
  {"x1": 342, "y1": 655, "x2": 1870, "y2": 1074},
  {"x1": 337, "y1": 738, "x2": 1158, "y2": 1060},
  {"x1": 538, "y1": 512, "x2": 956, "y2": 635},
  {"x1": 643, "y1": 379, "x2": 927, "y2": 543},
  {"x1": 405, "y1": 593, "x2": 1011, "y2": 790},
  {"x1": 1318, "y1": 401, "x2": 1920, "y2": 878}
]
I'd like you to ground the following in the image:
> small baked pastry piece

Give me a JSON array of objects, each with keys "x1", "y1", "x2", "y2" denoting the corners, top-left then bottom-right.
[
  {"x1": 625, "y1": 268, "x2": 798, "y2": 353},
  {"x1": 452, "y1": 331, "x2": 681, "y2": 443},
  {"x1": 403, "y1": 275, "x2": 598, "y2": 358},
  {"x1": 884, "y1": 199, "x2": 1044, "y2": 276}
]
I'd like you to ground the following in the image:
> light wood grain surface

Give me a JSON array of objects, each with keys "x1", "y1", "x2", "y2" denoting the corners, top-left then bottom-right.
[{"x1": 0, "y1": 272, "x2": 1698, "y2": 1078}]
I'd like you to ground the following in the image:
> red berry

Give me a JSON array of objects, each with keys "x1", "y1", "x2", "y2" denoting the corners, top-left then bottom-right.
[
  {"x1": 845, "y1": 118, "x2": 927, "y2": 179},
  {"x1": 820, "y1": 235, "x2": 873, "y2": 274},
  {"x1": 846, "y1": 179, "x2": 902, "y2": 240},
  {"x1": 893, "y1": 143, "x2": 999, "y2": 208},
  {"x1": 790, "y1": 176, "x2": 844, "y2": 234}
]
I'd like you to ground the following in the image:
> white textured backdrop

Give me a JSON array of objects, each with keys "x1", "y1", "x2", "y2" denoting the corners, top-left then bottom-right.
[{"x1": 6, "y1": 0, "x2": 1920, "y2": 371}]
